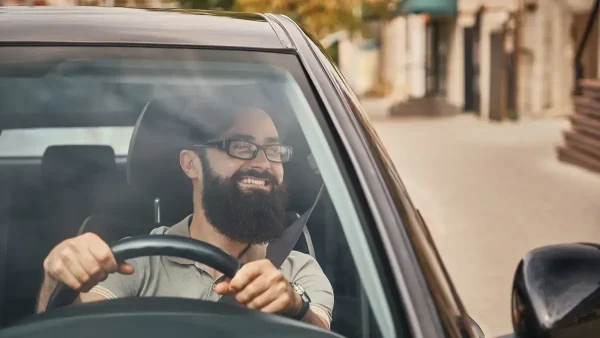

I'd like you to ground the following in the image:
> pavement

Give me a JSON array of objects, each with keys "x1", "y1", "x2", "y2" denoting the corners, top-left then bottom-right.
[{"x1": 369, "y1": 113, "x2": 600, "y2": 337}]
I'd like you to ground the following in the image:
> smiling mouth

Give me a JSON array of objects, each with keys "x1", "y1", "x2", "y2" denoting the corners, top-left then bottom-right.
[{"x1": 238, "y1": 177, "x2": 271, "y2": 189}]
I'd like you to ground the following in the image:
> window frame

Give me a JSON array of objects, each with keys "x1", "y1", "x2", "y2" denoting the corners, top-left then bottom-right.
[{"x1": 0, "y1": 44, "x2": 404, "y2": 335}]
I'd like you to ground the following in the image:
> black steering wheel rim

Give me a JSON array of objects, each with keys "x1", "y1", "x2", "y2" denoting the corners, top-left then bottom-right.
[{"x1": 46, "y1": 235, "x2": 241, "y2": 310}]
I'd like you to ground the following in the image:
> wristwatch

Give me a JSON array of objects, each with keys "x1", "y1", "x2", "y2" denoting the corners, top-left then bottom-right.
[{"x1": 289, "y1": 282, "x2": 311, "y2": 320}]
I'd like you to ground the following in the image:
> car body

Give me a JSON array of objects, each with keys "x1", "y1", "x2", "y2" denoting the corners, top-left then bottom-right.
[{"x1": 0, "y1": 7, "x2": 481, "y2": 338}]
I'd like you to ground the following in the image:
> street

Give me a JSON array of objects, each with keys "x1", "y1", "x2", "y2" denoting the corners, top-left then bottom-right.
[{"x1": 371, "y1": 114, "x2": 600, "y2": 337}]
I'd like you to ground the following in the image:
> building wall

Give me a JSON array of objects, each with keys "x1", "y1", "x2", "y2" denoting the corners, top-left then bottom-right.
[
  {"x1": 408, "y1": 14, "x2": 427, "y2": 98},
  {"x1": 478, "y1": 10, "x2": 509, "y2": 119},
  {"x1": 446, "y1": 18, "x2": 465, "y2": 107},
  {"x1": 381, "y1": 16, "x2": 411, "y2": 103}
]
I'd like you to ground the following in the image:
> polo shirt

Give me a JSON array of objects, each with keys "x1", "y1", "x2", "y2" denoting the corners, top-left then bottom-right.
[{"x1": 89, "y1": 215, "x2": 334, "y2": 323}]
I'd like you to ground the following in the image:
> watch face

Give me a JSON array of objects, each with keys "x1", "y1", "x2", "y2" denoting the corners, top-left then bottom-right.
[
  {"x1": 292, "y1": 283, "x2": 310, "y2": 303},
  {"x1": 293, "y1": 283, "x2": 304, "y2": 295}
]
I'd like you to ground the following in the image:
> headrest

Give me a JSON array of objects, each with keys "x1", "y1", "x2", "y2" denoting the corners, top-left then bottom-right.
[
  {"x1": 127, "y1": 96, "x2": 226, "y2": 221},
  {"x1": 42, "y1": 145, "x2": 116, "y2": 187}
]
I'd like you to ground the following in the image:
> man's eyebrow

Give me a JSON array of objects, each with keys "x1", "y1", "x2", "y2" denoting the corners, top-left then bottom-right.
[
  {"x1": 229, "y1": 134, "x2": 255, "y2": 141},
  {"x1": 265, "y1": 136, "x2": 280, "y2": 143}
]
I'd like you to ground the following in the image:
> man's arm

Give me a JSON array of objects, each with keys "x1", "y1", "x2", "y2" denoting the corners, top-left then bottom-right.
[
  {"x1": 301, "y1": 308, "x2": 330, "y2": 330},
  {"x1": 214, "y1": 258, "x2": 333, "y2": 330},
  {"x1": 36, "y1": 275, "x2": 116, "y2": 313},
  {"x1": 36, "y1": 233, "x2": 134, "y2": 313}
]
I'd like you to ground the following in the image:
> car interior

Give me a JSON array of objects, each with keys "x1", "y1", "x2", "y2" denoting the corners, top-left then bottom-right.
[{"x1": 0, "y1": 55, "x2": 382, "y2": 337}]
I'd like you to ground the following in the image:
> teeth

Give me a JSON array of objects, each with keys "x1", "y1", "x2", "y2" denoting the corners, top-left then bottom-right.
[{"x1": 241, "y1": 178, "x2": 265, "y2": 186}]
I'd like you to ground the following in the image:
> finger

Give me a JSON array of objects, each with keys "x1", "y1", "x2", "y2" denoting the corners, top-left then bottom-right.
[
  {"x1": 235, "y1": 276, "x2": 270, "y2": 305},
  {"x1": 214, "y1": 280, "x2": 233, "y2": 295},
  {"x1": 76, "y1": 246, "x2": 106, "y2": 282},
  {"x1": 49, "y1": 254, "x2": 87, "y2": 292},
  {"x1": 247, "y1": 280, "x2": 288, "y2": 309},
  {"x1": 229, "y1": 260, "x2": 269, "y2": 291},
  {"x1": 61, "y1": 251, "x2": 93, "y2": 288},
  {"x1": 52, "y1": 264, "x2": 84, "y2": 291},
  {"x1": 117, "y1": 263, "x2": 135, "y2": 275},
  {"x1": 260, "y1": 293, "x2": 293, "y2": 314},
  {"x1": 86, "y1": 234, "x2": 118, "y2": 273}
]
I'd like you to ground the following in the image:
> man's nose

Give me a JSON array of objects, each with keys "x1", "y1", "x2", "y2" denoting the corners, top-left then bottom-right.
[{"x1": 247, "y1": 149, "x2": 271, "y2": 170}]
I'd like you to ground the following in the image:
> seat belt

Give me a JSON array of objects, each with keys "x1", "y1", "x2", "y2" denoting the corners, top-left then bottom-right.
[
  {"x1": 218, "y1": 183, "x2": 324, "y2": 304},
  {"x1": 265, "y1": 183, "x2": 324, "y2": 268}
]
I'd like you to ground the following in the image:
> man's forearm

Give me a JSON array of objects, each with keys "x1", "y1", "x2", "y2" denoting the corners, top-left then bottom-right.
[
  {"x1": 302, "y1": 309, "x2": 330, "y2": 330},
  {"x1": 36, "y1": 276, "x2": 58, "y2": 313}
]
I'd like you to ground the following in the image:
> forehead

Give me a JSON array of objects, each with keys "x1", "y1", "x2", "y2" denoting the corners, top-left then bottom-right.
[{"x1": 219, "y1": 108, "x2": 279, "y2": 142}]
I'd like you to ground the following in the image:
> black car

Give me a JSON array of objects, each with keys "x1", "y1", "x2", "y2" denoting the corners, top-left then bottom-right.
[{"x1": 0, "y1": 6, "x2": 597, "y2": 338}]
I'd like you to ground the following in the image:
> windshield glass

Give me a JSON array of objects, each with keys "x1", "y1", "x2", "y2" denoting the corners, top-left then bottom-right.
[{"x1": 0, "y1": 46, "x2": 394, "y2": 337}]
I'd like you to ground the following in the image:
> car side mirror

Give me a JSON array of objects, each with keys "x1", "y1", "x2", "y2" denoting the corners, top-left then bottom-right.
[{"x1": 511, "y1": 243, "x2": 600, "y2": 337}]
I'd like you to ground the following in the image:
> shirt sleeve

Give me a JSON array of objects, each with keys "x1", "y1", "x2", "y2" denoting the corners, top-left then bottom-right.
[
  {"x1": 283, "y1": 251, "x2": 334, "y2": 324},
  {"x1": 88, "y1": 257, "x2": 145, "y2": 299}
]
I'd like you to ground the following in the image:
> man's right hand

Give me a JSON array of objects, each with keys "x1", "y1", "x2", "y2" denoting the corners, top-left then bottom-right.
[{"x1": 43, "y1": 232, "x2": 134, "y2": 293}]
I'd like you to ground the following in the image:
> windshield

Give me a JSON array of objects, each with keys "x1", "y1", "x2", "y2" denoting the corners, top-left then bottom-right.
[{"x1": 0, "y1": 46, "x2": 395, "y2": 337}]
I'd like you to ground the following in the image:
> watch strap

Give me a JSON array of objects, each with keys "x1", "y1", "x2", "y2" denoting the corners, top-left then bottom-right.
[{"x1": 291, "y1": 295, "x2": 310, "y2": 320}]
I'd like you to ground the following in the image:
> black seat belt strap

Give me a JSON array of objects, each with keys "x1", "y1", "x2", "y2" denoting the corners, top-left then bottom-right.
[{"x1": 265, "y1": 183, "x2": 324, "y2": 268}]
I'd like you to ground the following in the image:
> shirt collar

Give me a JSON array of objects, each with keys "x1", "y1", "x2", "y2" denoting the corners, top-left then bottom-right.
[{"x1": 164, "y1": 215, "x2": 196, "y2": 265}]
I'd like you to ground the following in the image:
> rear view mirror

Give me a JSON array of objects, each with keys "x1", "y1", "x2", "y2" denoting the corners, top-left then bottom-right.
[{"x1": 511, "y1": 243, "x2": 600, "y2": 337}]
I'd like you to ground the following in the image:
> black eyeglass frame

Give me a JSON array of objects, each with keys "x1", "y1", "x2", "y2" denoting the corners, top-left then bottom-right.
[{"x1": 194, "y1": 140, "x2": 293, "y2": 163}]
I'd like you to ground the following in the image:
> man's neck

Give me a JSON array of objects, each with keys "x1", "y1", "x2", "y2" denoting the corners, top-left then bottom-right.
[
  {"x1": 189, "y1": 210, "x2": 248, "y2": 257},
  {"x1": 188, "y1": 210, "x2": 266, "y2": 276}
]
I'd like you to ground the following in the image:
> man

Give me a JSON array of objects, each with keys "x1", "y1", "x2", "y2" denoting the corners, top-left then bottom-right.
[{"x1": 36, "y1": 105, "x2": 334, "y2": 330}]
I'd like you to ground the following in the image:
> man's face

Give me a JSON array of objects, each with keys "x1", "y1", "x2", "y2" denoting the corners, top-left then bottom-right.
[
  {"x1": 203, "y1": 108, "x2": 285, "y2": 190},
  {"x1": 182, "y1": 108, "x2": 288, "y2": 244}
]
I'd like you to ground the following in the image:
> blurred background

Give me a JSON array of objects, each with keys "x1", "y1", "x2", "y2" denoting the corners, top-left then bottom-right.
[{"x1": 3, "y1": 0, "x2": 600, "y2": 336}]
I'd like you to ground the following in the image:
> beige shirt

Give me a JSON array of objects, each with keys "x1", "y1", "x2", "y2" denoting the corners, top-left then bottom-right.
[{"x1": 90, "y1": 215, "x2": 334, "y2": 323}]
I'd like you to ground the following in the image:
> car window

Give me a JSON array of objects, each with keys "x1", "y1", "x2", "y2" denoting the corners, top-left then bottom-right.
[
  {"x1": 0, "y1": 46, "x2": 395, "y2": 337},
  {"x1": 0, "y1": 127, "x2": 133, "y2": 157}
]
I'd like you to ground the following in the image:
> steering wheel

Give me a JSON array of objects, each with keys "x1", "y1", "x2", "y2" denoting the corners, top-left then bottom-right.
[{"x1": 46, "y1": 235, "x2": 241, "y2": 310}]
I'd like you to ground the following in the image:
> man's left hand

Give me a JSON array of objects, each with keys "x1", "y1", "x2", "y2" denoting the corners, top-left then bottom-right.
[{"x1": 214, "y1": 259, "x2": 302, "y2": 315}]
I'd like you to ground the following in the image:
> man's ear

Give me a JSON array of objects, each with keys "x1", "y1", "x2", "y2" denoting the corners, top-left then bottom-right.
[{"x1": 180, "y1": 150, "x2": 202, "y2": 179}]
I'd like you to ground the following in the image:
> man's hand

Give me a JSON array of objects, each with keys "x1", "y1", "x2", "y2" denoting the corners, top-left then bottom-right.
[
  {"x1": 43, "y1": 233, "x2": 134, "y2": 293},
  {"x1": 36, "y1": 232, "x2": 135, "y2": 313},
  {"x1": 214, "y1": 259, "x2": 302, "y2": 315}
]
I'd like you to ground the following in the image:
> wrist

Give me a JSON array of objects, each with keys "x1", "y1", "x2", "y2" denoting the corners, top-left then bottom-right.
[
  {"x1": 287, "y1": 282, "x2": 311, "y2": 320},
  {"x1": 289, "y1": 289, "x2": 303, "y2": 314}
]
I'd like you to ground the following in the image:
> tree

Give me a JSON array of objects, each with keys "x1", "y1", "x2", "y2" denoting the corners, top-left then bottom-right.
[{"x1": 235, "y1": 0, "x2": 399, "y2": 39}]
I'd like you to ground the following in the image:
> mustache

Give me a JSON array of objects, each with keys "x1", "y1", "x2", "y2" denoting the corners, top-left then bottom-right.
[{"x1": 233, "y1": 169, "x2": 279, "y2": 184}]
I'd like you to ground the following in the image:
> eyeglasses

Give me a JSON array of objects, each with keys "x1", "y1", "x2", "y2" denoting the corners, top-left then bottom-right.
[{"x1": 195, "y1": 140, "x2": 293, "y2": 163}]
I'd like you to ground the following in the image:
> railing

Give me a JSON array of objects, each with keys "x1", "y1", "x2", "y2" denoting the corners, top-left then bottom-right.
[{"x1": 574, "y1": 0, "x2": 600, "y2": 95}]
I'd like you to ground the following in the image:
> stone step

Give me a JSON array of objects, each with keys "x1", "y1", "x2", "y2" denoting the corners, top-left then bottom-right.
[
  {"x1": 574, "y1": 96, "x2": 600, "y2": 121},
  {"x1": 557, "y1": 146, "x2": 600, "y2": 173},
  {"x1": 564, "y1": 130, "x2": 600, "y2": 159},
  {"x1": 569, "y1": 114, "x2": 600, "y2": 139},
  {"x1": 579, "y1": 79, "x2": 600, "y2": 100}
]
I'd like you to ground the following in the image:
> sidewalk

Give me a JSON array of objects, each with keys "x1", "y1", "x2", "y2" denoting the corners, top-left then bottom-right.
[{"x1": 371, "y1": 114, "x2": 600, "y2": 337}]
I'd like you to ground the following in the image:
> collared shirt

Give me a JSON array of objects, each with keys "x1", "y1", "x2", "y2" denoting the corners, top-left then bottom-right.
[{"x1": 89, "y1": 215, "x2": 334, "y2": 323}]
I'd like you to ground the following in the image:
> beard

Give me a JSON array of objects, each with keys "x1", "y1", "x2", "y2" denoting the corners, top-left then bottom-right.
[{"x1": 200, "y1": 159, "x2": 288, "y2": 245}]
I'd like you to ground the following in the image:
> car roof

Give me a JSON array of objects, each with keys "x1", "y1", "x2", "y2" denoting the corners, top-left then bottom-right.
[{"x1": 0, "y1": 6, "x2": 291, "y2": 49}]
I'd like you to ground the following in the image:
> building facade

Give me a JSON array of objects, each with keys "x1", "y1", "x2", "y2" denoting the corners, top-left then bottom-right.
[{"x1": 343, "y1": 0, "x2": 600, "y2": 121}]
